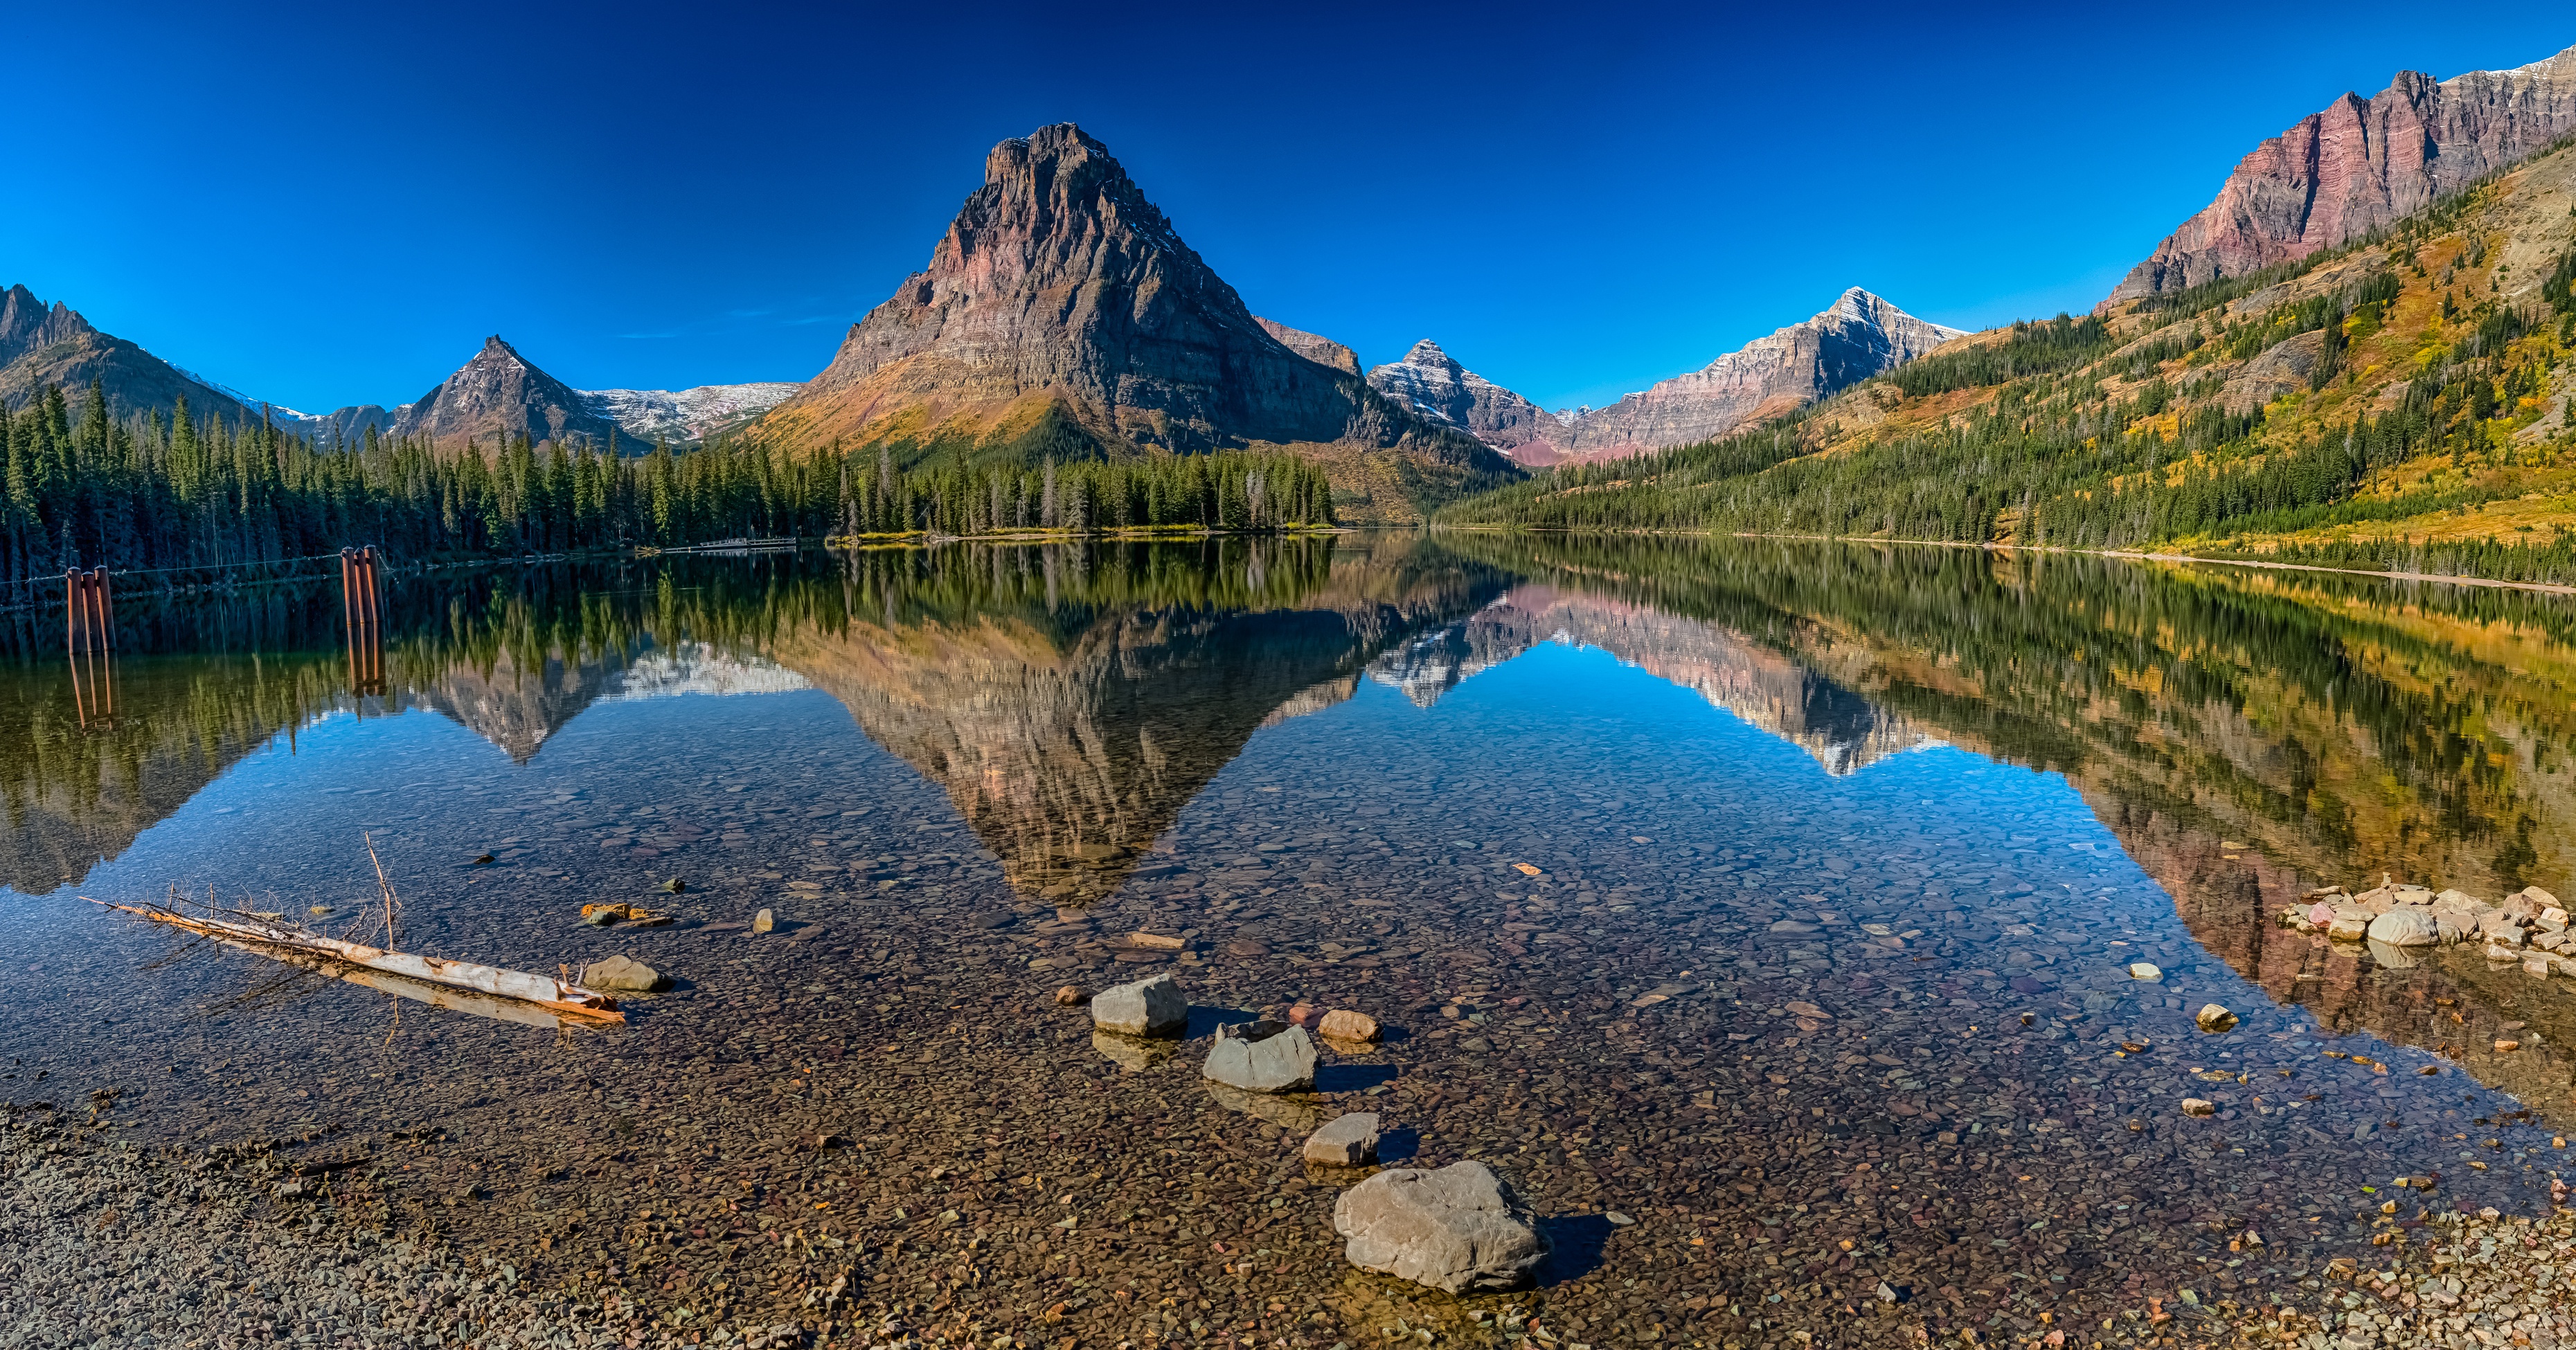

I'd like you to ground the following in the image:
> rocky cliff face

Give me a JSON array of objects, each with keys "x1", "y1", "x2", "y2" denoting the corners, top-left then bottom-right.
[
  {"x1": 1254, "y1": 318, "x2": 1359, "y2": 376},
  {"x1": 1365, "y1": 340, "x2": 1575, "y2": 467},
  {"x1": 387, "y1": 336, "x2": 638, "y2": 452},
  {"x1": 1555, "y1": 288, "x2": 1962, "y2": 460},
  {"x1": 749, "y1": 123, "x2": 1517, "y2": 521},
  {"x1": 2110, "y1": 44, "x2": 2576, "y2": 300}
]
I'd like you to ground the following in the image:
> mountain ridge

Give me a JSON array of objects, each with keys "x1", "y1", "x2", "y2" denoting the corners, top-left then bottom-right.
[
  {"x1": 2109, "y1": 42, "x2": 2576, "y2": 301},
  {"x1": 1368, "y1": 287, "x2": 1963, "y2": 465}
]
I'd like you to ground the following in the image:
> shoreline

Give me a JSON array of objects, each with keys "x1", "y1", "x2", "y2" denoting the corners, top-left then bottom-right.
[{"x1": 1431, "y1": 525, "x2": 2576, "y2": 597}]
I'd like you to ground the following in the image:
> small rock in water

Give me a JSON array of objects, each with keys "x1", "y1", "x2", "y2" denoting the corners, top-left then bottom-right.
[
  {"x1": 1127, "y1": 931, "x2": 1186, "y2": 951},
  {"x1": 2195, "y1": 1005, "x2": 2238, "y2": 1034},
  {"x1": 1091, "y1": 972, "x2": 1188, "y2": 1036},
  {"x1": 2128, "y1": 962, "x2": 2163, "y2": 981},
  {"x1": 2181, "y1": 1099, "x2": 2217, "y2": 1117},
  {"x1": 1332, "y1": 1160, "x2": 1546, "y2": 1293},
  {"x1": 1303, "y1": 1112, "x2": 1382, "y2": 1166},
  {"x1": 1318, "y1": 1009, "x2": 1381, "y2": 1043},
  {"x1": 1203, "y1": 1021, "x2": 1317, "y2": 1092},
  {"x1": 2325, "y1": 910, "x2": 2372, "y2": 941},
  {"x1": 307, "y1": 906, "x2": 332, "y2": 917},
  {"x1": 2305, "y1": 901, "x2": 2335, "y2": 926},
  {"x1": 1053, "y1": 985, "x2": 1087, "y2": 1006},
  {"x1": 1603, "y1": 1212, "x2": 1636, "y2": 1226},
  {"x1": 752, "y1": 909, "x2": 774, "y2": 935},
  {"x1": 1285, "y1": 1002, "x2": 1325, "y2": 1029},
  {"x1": 582, "y1": 955, "x2": 669, "y2": 993},
  {"x1": 2497, "y1": 1039, "x2": 2523, "y2": 1053},
  {"x1": 661, "y1": 877, "x2": 685, "y2": 894},
  {"x1": 465, "y1": 853, "x2": 494, "y2": 867}
]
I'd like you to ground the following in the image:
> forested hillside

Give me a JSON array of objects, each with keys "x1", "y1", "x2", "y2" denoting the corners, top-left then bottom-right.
[
  {"x1": 0, "y1": 382, "x2": 1336, "y2": 597},
  {"x1": 1439, "y1": 137, "x2": 2576, "y2": 585}
]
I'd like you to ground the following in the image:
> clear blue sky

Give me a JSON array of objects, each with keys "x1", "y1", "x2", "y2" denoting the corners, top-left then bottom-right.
[{"x1": 10, "y1": 2, "x2": 2573, "y2": 415}]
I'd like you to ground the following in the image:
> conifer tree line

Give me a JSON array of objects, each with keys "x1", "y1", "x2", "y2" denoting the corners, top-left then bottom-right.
[{"x1": 0, "y1": 381, "x2": 1336, "y2": 593}]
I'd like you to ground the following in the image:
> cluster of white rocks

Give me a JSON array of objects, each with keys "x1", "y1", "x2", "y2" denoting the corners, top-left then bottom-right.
[{"x1": 2282, "y1": 879, "x2": 2567, "y2": 974}]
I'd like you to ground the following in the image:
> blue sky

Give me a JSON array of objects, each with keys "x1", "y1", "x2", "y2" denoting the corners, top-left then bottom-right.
[{"x1": 10, "y1": 2, "x2": 2573, "y2": 415}]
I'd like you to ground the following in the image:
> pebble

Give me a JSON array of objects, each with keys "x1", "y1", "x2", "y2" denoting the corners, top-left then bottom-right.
[
  {"x1": 751, "y1": 908, "x2": 774, "y2": 935},
  {"x1": 2127, "y1": 962, "x2": 2163, "y2": 981},
  {"x1": 2195, "y1": 1003, "x2": 2237, "y2": 1033},
  {"x1": 2181, "y1": 1098, "x2": 2216, "y2": 1117},
  {"x1": 1052, "y1": 984, "x2": 1086, "y2": 1005}
]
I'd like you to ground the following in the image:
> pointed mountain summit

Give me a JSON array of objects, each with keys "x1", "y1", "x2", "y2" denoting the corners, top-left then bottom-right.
[
  {"x1": 2111, "y1": 44, "x2": 2576, "y2": 301},
  {"x1": 1552, "y1": 287, "x2": 1964, "y2": 460},
  {"x1": 1366, "y1": 339, "x2": 1572, "y2": 466},
  {"x1": 0, "y1": 283, "x2": 267, "y2": 422},
  {"x1": 749, "y1": 123, "x2": 1517, "y2": 521},
  {"x1": 388, "y1": 335, "x2": 636, "y2": 452}
]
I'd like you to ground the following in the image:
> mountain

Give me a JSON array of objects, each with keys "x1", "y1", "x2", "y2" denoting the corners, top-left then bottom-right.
[
  {"x1": 581, "y1": 382, "x2": 803, "y2": 446},
  {"x1": 748, "y1": 123, "x2": 1519, "y2": 523},
  {"x1": 1254, "y1": 318, "x2": 1359, "y2": 375},
  {"x1": 383, "y1": 335, "x2": 640, "y2": 452},
  {"x1": 2109, "y1": 43, "x2": 2576, "y2": 300},
  {"x1": 1365, "y1": 340, "x2": 1575, "y2": 467},
  {"x1": 1551, "y1": 288, "x2": 1965, "y2": 460},
  {"x1": 1373, "y1": 290, "x2": 1960, "y2": 468},
  {"x1": 0, "y1": 284, "x2": 268, "y2": 423}
]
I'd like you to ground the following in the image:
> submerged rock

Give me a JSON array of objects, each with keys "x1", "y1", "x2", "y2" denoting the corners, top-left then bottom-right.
[
  {"x1": 1333, "y1": 1160, "x2": 1546, "y2": 1293},
  {"x1": 1303, "y1": 1112, "x2": 1381, "y2": 1166},
  {"x1": 1091, "y1": 972, "x2": 1188, "y2": 1036},
  {"x1": 581, "y1": 955, "x2": 668, "y2": 993},
  {"x1": 2195, "y1": 1005, "x2": 2238, "y2": 1034},
  {"x1": 1318, "y1": 1009, "x2": 1381, "y2": 1043},
  {"x1": 1203, "y1": 1021, "x2": 1316, "y2": 1092}
]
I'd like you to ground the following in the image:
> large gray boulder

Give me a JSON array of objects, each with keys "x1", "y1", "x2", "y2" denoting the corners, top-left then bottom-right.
[
  {"x1": 1091, "y1": 972, "x2": 1188, "y2": 1037},
  {"x1": 1201, "y1": 1021, "x2": 1316, "y2": 1092},
  {"x1": 2367, "y1": 908, "x2": 2440, "y2": 946},
  {"x1": 1332, "y1": 1160, "x2": 1546, "y2": 1293}
]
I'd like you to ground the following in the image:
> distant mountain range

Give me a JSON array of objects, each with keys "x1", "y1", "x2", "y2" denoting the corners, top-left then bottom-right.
[
  {"x1": 0, "y1": 287, "x2": 796, "y2": 451},
  {"x1": 1362, "y1": 288, "x2": 1963, "y2": 466},
  {"x1": 2109, "y1": 43, "x2": 2576, "y2": 300}
]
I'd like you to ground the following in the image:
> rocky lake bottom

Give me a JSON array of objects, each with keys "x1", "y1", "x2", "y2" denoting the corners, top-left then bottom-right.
[{"x1": 8, "y1": 539, "x2": 2576, "y2": 1349}]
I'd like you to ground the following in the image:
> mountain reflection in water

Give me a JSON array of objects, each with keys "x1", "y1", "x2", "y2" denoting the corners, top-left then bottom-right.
[{"x1": 16, "y1": 532, "x2": 2576, "y2": 1337}]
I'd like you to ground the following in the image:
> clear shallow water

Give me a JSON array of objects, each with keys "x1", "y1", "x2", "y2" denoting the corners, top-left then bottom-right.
[{"x1": 6, "y1": 536, "x2": 2576, "y2": 1345}]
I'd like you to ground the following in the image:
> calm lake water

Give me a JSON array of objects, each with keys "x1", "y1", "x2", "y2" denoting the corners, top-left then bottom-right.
[{"x1": 6, "y1": 533, "x2": 2576, "y2": 1346}]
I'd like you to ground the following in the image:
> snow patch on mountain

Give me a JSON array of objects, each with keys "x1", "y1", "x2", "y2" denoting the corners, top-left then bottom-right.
[{"x1": 580, "y1": 382, "x2": 804, "y2": 445}]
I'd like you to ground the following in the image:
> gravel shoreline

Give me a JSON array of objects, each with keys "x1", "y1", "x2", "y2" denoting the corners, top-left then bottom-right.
[{"x1": 0, "y1": 1106, "x2": 807, "y2": 1349}]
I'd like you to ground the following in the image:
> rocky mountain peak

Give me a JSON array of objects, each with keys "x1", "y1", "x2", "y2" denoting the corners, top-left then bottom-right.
[
  {"x1": 1254, "y1": 318, "x2": 1360, "y2": 375},
  {"x1": 388, "y1": 334, "x2": 631, "y2": 453},
  {"x1": 1365, "y1": 339, "x2": 1567, "y2": 465},
  {"x1": 751, "y1": 123, "x2": 1514, "y2": 520},
  {"x1": 2111, "y1": 43, "x2": 2576, "y2": 300}
]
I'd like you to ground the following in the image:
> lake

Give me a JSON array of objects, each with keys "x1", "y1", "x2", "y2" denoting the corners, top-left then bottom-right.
[{"x1": 6, "y1": 532, "x2": 2575, "y2": 1345}]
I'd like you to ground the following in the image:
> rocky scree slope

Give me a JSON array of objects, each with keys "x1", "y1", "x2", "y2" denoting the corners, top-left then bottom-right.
[
  {"x1": 748, "y1": 123, "x2": 1517, "y2": 523},
  {"x1": 1378, "y1": 289, "x2": 1961, "y2": 467},
  {"x1": 2111, "y1": 42, "x2": 2576, "y2": 301}
]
